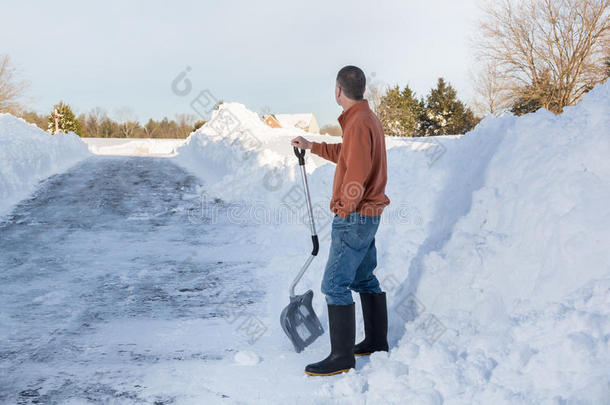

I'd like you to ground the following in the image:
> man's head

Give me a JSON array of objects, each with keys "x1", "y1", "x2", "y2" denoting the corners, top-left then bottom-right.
[{"x1": 335, "y1": 65, "x2": 366, "y2": 108}]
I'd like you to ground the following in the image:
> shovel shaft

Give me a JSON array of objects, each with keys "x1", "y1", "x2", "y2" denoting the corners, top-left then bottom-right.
[
  {"x1": 290, "y1": 147, "x2": 319, "y2": 297},
  {"x1": 299, "y1": 164, "x2": 317, "y2": 237},
  {"x1": 289, "y1": 255, "x2": 315, "y2": 298}
]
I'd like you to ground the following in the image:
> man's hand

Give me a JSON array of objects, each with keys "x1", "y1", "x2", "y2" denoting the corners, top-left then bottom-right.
[{"x1": 291, "y1": 136, "x2": 312, "y2": 150}]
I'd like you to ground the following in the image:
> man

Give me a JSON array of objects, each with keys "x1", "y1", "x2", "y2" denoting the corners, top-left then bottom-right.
[{"x1": 291, "y1": 65, "x2": 390, "y2": 376}]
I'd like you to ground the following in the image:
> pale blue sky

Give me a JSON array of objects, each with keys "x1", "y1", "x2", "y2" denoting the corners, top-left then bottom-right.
[{"x1": 1, "y1": 0, "x2": 481, "y2": 126}]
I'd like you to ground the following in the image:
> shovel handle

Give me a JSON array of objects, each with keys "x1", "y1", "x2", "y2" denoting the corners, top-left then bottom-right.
[
  {"x1": 293, "y1": 147, "x2": 306, "y2": 166},
  {"x1": 311, "y1": 235, "x2": 319, "y2": 256}
]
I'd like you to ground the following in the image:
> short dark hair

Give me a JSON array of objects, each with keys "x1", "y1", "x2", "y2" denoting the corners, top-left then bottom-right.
[{"x1": 336, "y1": 65, "x2": 366, "y2": 100}]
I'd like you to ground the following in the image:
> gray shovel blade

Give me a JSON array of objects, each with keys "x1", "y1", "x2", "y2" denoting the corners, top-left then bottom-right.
[{"x1": 280, "y1": 289, "x2": 324, "y2": 352}]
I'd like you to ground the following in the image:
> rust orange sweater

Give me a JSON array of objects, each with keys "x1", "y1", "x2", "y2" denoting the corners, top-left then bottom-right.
[{"x1": 311, "y1": 99, "x2": 390, "y2": 218}]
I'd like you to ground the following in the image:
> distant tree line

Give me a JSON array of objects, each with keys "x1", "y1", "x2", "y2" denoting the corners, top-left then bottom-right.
[{"x1": 20, "y1": 102, "x2": 205, "y2": 138}]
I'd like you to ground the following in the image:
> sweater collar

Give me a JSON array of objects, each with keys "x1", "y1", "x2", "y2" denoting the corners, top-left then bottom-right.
[{"x1": 338, "y1": 99, "x2": 369, "y2": 130}]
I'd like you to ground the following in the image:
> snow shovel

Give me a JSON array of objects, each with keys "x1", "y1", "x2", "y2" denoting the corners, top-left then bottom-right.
[{"x1": 280, "y1": 147, "x2": 324, "y2": 353}]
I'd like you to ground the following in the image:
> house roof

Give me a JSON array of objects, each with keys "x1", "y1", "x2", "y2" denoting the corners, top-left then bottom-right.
[{"x1": 274, "y1": 113, "x2": 315, "y2": 130}]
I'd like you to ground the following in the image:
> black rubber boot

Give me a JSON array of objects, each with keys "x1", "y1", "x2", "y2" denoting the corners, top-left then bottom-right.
[
  {"x1": 354, "y1": 292, "x2": 388, "y2": 357},
  {"x1": 305, "y1": 303, "x2": 355, "y2": 376}
]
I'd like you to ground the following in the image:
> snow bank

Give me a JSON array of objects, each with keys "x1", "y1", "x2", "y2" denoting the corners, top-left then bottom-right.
[
  {"x1": 0, "y1": 114, "x2": 90, "y2": 216},
  {"x1": 83, "y1": 138, "x2": 186, "y2": 157},
  {"x1": 173, "y1": 103, "x2": 332, "y2": 202},
  {"x1": 173, "y1": 103, "x2": 427, "y2": 203},
  {"x1": 173, "y1": 82, "x2": 609, "y2": 404},
  {"x1": 376, "y1": 82, "x2": 610, "y2": 404}
]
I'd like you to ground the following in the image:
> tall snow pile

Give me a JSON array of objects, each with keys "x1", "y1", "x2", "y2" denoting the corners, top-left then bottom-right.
[
  {"x1": 174, "y1": 82, "x2": 609, "y2": 404},
  {"x1": 0, "y1": 114, "x2": 90, "y2": 216}
]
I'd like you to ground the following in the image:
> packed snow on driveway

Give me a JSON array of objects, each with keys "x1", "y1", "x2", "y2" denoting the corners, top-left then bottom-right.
[{"x1": 0, "y1": 156, "x2": 268, "y2": 404}]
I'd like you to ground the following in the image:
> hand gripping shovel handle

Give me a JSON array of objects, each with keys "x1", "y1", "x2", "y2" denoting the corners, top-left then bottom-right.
[{"x1": 289, "y1": 147, "x2": 319, "y2": 298}]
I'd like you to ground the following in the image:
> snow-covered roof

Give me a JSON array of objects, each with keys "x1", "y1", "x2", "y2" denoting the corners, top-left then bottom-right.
[{"x1": 274, "y1": 113, "x2": 315, "y2": 131}]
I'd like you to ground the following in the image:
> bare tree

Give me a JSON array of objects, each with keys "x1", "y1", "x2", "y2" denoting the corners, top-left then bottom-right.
[
  {"x1": 0, "y1": 55, "x2": 28, "y2": 113},
  {"x1": 115, "y1": 106, "x2": 137, "y2": 123},
  {"x1": 365, "y1": 77, "x2": 389, "y2": 114},
  {"x1": 176, "y1": 113, "x2": 197, "y2": 137},
  {"x1": 176, "y1": 113, "x2": 196, "y2": 127},
  {"x1": 143, "y1": 118, "x2": 159, "y2": 138},
  {"x1": 471, "y1": 62, "x2": 513, "y2": 115},
  {"x1": 114, "y1": 106, "x2": 139, "y2": 137},
  {"x1": 20, "y1": 110, "x2": 46, "y2": 130},
  {"x1": 476, "y1": 0, "x2": 610, "y2": 113},
  {"x1": 88, "y1": 106, "x2": 107, "y2": 123},
  {"x1": 604, "y1": 34, "x2": 610, "y2": 76},
  {"x1": 119, "y1": 121, "x2": 140, "y2": 138},
  {"x1": 259, "y1": 105, "x2": 272, "y2": 119},
  {"x1": 82, "y1": 107, "x2": 107, "y2": 138}
]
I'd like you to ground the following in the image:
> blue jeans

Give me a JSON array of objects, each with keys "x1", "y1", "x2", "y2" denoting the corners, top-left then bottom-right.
[{"x1": 321, "y1": 212, "x2": 382, "y2": 305}]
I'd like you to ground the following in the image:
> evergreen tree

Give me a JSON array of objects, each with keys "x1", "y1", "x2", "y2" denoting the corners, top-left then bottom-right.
[
  {"x1": 511, "y1": 95, "x2": 542, "y2": 116},
  {"x1": 377, "y1": 85, "x2": 422, "y2": 137},
  {"x1": 422, "y1": 78, "x2": 479, "y2": 135},
  {"x1": 400, "y1": 86, "x2": 424, "y2": 135},
  {"x1": 462, "y1": 108, "x2": 480, "y2": 134},
  {"x1": 510, "y1": 71, "x2": 558, "y2": 116},
  {"x1": 47, "y1": 101, "x2": 82, "y2": 135}
]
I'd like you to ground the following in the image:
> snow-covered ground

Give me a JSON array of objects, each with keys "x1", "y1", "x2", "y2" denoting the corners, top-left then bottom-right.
[
  {"x1": 1, "y1": 80, "x2": 608, "y2": 404},
  {"x1": 83, "y1": 138, "x2": 186, "y2": 157},
  {"x1": 0, "y1": 114, "x2": 90, "y2": 216}
]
